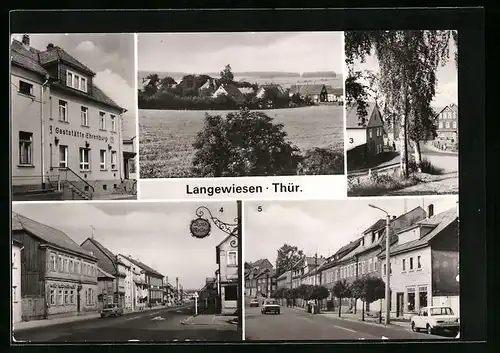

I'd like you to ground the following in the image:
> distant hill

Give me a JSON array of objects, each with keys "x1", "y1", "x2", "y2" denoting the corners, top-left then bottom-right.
[{"x1": 138, "y1": 70, "x2": 338, "y2": 81}]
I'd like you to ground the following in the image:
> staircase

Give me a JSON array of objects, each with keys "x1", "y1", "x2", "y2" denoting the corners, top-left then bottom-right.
[
  {"x1": 53, "y1": 167, "x2": 95, "y2": 200},
  {"x1": 12, "y1": 176, "x2": 63, "y2": 201},
  {"x1": 67, "y1": 182, "x2": 92, "y2": 200}
]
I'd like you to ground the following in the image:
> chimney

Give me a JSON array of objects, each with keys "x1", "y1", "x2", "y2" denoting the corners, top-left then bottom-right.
[
  {"x1": 392, "y1": 216, "x2": 397, "y2": 220},
  {"x1": 427, "y1": 204, "x2": 434, "y2": 218},
  {"x1": 47, "y1": 43, "x2": 55, "y2": 51},
  {"x1": 22, "y1": 34, "x2": 30, "y2": 49}
]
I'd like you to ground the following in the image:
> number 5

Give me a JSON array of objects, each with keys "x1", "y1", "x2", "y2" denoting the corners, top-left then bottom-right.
[{"x1": 257, "y1": 206, "x2": 262, "y2": 212}]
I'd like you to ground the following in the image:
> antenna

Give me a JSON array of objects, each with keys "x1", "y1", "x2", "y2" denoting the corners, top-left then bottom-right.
[
  {"x1": 403, "y1": 199, "x2": 408, "y2": 214},
  {"x1": 90, "y1": 225, "x2": 96, "y2": 239}
]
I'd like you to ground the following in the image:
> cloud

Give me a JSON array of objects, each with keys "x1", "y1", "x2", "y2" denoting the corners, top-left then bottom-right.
[
  {"x1": 75, "y1": 40, "x2": 98, "y2": 53},
  {"x1": 94, "y1": 69, "x2": 134, "y2": 111}
]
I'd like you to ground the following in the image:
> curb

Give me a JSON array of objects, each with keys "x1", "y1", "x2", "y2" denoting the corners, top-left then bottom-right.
[{"x1": 322, "y1": 314, "x2": 411, "y2": 331}]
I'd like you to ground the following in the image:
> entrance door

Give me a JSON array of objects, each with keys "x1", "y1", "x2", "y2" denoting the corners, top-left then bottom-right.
[
  {"x1": 77, "y1": 289, "x2": 81, "y2": 313},
  {"x1": 396, "y1": 292, "x2": 404, "y2": 317},
  {"x1": 123, "y1": 158, "x2": 129, "y2": 179}
]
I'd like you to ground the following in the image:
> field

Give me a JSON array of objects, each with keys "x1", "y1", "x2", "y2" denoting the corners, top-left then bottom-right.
[{"x1": 139, "y1": 105, "x2": 344, "y2": 178}]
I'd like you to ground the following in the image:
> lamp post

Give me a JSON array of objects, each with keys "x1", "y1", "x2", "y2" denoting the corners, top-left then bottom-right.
[{"x1": 369, "y1": 204, "x2": 391, "y2": 325}]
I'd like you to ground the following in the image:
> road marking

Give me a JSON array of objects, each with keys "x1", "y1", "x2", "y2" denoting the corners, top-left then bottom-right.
[
  {"x1": 128, "y1": 339, "x2": 140, "y2": 342},
  {"x1": 334, "y1": 325, "x2": 357, "y2": 333},
  {"x1": 359, "y1": 338, "x2": 365, "y2": 340},
  {"x1": 151, "y1": 316, "x2": 165, "y2": 321},
  {"x1": 382, "y1": 336, "x2": 389, "y2": 340}
]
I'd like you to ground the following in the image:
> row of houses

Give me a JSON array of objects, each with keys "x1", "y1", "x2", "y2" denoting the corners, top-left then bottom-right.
[
  {"x1": 11, "y1": 212, "x2": 184, "y2": 324},
  {"x1": 247, "y1": 203, "x2": 459, "y2": 320},
  {"x1": 346, "y1": 102, "x2": 459, "y2": 166}
]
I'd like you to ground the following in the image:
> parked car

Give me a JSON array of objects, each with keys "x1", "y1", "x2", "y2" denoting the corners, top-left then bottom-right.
[
  {"x1": 100, "y1": 304, "x2": 124, "y2": 318},
  {"x1": 249, "y1": 298, "x2": 260, "y2": 307},
  {"x1": 261, "y1": 299, "x2": 280, "y2": 315},
  {"x1": 411, "y1": 306, "x2": 460, "y2": 335}
]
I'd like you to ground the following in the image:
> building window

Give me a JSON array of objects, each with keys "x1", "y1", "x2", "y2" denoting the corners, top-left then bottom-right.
[
  {"x1": 418, "y1": 286, "x2": 428, "y2": 308},
  {"x1": 417, "y1": 255, "x2": 422, "y2": 269},
  {"x1": 79, "y1": 148, "x2": 90, "y2": 171},
  {"x1": 369, "y1": 130, "x2": 373, "y2": 139},
  {"x1": 50, "y1": 289, "x2": 56, "y2": 305},
  {"x1": 58, "y1": 289, "x2": 63, "y2": 305},
  {"x1": 19, "y1": 80, "x2": 34, "y2": 95},
  {"x1": 76, "y1": 261, "x2": 80, "y2": 274},
  {"x1": 69, "y1": 259, "x2": 74, "y2": 273},
  {"x1": 81, "y1": 106, "x2": 89, "y2": 126},
  {"x1": 407, "y1": 288, "x2": 416, "y2": 312},
  {"x1": 67, "y1": 70, "x2": 88, "y2": 93},
  {"x1": 59, "y1": 145, "x2": 68, "y2": 168},
  {"x1": 100, "y1": 150, "x2": 107, "y2": 170},
  {"x1": 67, "y1": 71, "x2": 73, "y2": 87},
  {"x1": 439, "y1": 121, "x2": 443, "y2": 129},
  {"x1": 64, "y1": 258, "x2": 68, "y2": 272},
  {"x1": 227, "y1": 251, "x2": 237, "y2": 266},
  {"x1": 50, "y1": 253, "x2": 56, "y2": 271},
  {"x1": 445, "y1": 121, "x2": 450, "y2": 129},
  {"x1": 409, "y1": 257, "x2": 414, "y2": 270},
  {"x1": 111, "y1": 115, "x2": 116, "y2": 131},
  {"x1": 59, "y1": 100, "x2": 68, "y2": 122},
  {"x1": 19, "y1": 131, "x2": 33, "y2": 165},
  {"x1": 80, "y1": 77, "x2": 87, "y2": 92},
  {"x1": 70, "y1": 290, "x2": 75, "y2": 304},
  {"x1": 111, "y1": 151, "x2": 117, "y2": 170},
  {"x1": 402, "y1": 259, "x2": 406, "y2": 271},
  {"x1": 452, "y1": 121, "x2": 457, "y2": 129},
  {"x1": 64, "y1": 290, "x2": 69, "y2": 304},
  {"x1": 99, "y1": 112, "x2": 106, "y2": 130},
  {"x1": 58, "y1": 256, "x2": 63, "y2": 272}
]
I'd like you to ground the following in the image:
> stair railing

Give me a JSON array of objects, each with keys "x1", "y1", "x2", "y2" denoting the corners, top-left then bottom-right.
[{"x1": 55, "y1": 167, "x2": 95, "y2": 200}]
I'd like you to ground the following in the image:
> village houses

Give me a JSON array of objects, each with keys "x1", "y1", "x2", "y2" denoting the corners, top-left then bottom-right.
[
  {"x1": 96, "y1": 267, "x2": 115, "y2": 311},
  {"x1": 244, "y1": 259, "x2": 275, "y2": 297},
  {"x1": 216, "y1": 233, "x2": 239, "y2": 315},
  {"x1": 434, "y1": 103, "x2": 459, "y2": 148},
  {"x1": 12, "y1": 239, "x2": 24, "y2": 324},
  {"x1": 12, "y1": 213, "x2": 99, "y2": 321},
  {"x1": 124, "y1": 257, "x2": 164, "y2": 306}
]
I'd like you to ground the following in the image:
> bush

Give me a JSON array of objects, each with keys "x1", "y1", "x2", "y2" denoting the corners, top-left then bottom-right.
[
  {"x1": 191, "y1": 109, "x2": 303, "y2": 177},
  {"x1": 408, "y1": 156, "x2": 443, "y2": 175},
  {"x1": 347, "y1": 171, "x2": 420, "y2": 196},
  {"x1": 300, "y1": 147, "x2": 344, "y2": 175}
]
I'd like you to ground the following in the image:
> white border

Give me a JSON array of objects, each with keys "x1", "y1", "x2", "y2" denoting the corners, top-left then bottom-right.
[
  {"x1": 241, "y1": 200, "x2": 246, "y2": 341},
  {"x1": 341, "y1": 31, "x2": 348, "y2": 198},
  {"x1": 134, "y1": 33, "x2": 142, "y2": 199}
]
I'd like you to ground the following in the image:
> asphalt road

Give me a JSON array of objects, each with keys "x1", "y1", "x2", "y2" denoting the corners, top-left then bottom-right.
[
  {"x1": 14, "y1": 305, "x2": 240, "y2": 343},
  {"x1": 245, "y1": 303, "x2": 454, "y2": 341}
]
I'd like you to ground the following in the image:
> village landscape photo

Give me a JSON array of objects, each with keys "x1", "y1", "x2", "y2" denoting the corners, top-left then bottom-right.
[
  {"x1": 137, "y1": 32, "x2": 345, "y2": 179},
  {"x1": 10, "y1": 34, "x2": 138, "y2": 201},
  {"x1": 244, "y1": 197, "x2": 460, "y2": 341},
  {"x1": 344, "y1": 30, "x2": 458, "y2": 196},
  {"x1": 11, "y1": 201, "x2": 241, "y2": 342}
]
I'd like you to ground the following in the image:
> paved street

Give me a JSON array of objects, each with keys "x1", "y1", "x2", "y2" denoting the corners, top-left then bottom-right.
[
  {"x1": 244, "y1": 298, "x2": 453, "y2": 341},
  {"x1": 420, "y1": 142, "x2": 458, "y2": 173},
  {"x1": 13, "y1": 305, "x2": 240, "y2": 343}
]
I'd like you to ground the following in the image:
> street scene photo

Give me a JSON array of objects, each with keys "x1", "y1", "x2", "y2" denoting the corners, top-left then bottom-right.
[
  {"x1": 345, "y1": 30, "x2": 458, "y2": 196},
  {"x1": 11, "y1": 34, "x2": 138, "y2": 201},
  {"x1": 244, "y1": 197, "x2": 459, "y2": 341},
  {"x1": 11, "y1": 201, "x2": 241, "y2": 343},
  {"x1": 137, "y1": 32, "x2": 345, "y2": 178}
]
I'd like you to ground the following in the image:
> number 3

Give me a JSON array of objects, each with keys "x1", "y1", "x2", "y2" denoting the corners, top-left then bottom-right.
[{"x1": 349, "y1": 138, "x2": 354, "y2": 144}]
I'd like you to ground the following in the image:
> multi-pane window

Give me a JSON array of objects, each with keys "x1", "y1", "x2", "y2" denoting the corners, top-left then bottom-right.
[
  {"x1": 402, "y1": 259, "x2": 406, "y2": 271},
  {"x1": 19, "y1": 80, "x2": 34, "y2": 95},
  {"x1": 67, "y1": 70, "x2": 88, "y2": 93},
  {"x1": 79, "y1": 148, "x2": 90, "y2": 171},
  {"x1": 99, "y1": 112, "x2": 106, "y2": 129},
  {"x1": 227, "y1": 251, "x2": 237, "y2": 266},
  {"x1": 111, "y1": 151, "x2": 117, "y2": 170},
  {"x1": 80, "y1": 77, "x2": 87, "y2": 92},
  {"x1": 369, "y1": 130, "x2": 373, "y2": 139},
  {"x1": 69, "y1": 259, "x2": 74, "y2": 273},
  {"x1": 63, "y1": 258, "x2": 68, "y2": 272},
  {"x1": 407, "y1": 287, "x2": 416, "y2": 312},
  {"x1": 59, "y1": 100, "x2": 68, "y2": 122},
  {"x1": 417, "y1": 256, "x2": 422, "y2": 269},
  {"x1": 111, "y1": 115, "x2": 116, "y2": 131},
  {"x1": 452, "y1": 121, "x2": 457, "y2": 129},
  {"x1": 50, "y1": 289, "x2": 56, "y2": 305},
  {"x1": 439, "y1": 121, "x2": 443, "y2": 129},
  {"x1": 58, "y1": 289, "x2": 63, "y2": 305},
  {"x1": 81, "y1": 106, "x2": 89, "y2": 126},
  {"x1": 59, "y1": 145, "x2": 68, "y2": 168},
  {"x1": 64, "y1": 290, "x2": 69, "y2": 304},
  {"x1": 76, "y1": 261, "x2": 80, "y2": 274},
  {"x1": 100, "y1": 150, "x2": 107, "y2": 170},
  {"x1": 70, "y1": 290, "x2": 75, "y2": 304},
  {"x1": 59, "y1": 256, "x2": 63, "y2": 272},
  {"x1": 50, "y1": 253, "x2": 56, "y2": 271},
  {"x1": 19, "y1": 131, "x2": 33, "y2": 165},
  {"x1": 445, "y1": 121, "x2": 450, "y2": 129},
  {"x1": 409, "y1": 257, "x2": 414, "y2": 270}
]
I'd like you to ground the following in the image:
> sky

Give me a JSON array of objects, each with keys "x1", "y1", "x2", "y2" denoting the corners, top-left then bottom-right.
[
  {"x1": 12, "y1": 201, "x2": 238, "y2": 290},
  {"x1": 11, "y1": 33, "x2": 136, "y2": 139},
  {"x1": 244, "y1": 196, "x2": 458, "y2": 265},
  {"x1": 138, "y1": 32, "x2": 343, "y2": 74},
  {"x1": 349, "y1": 34, "x2": 458, "y2": 109}
]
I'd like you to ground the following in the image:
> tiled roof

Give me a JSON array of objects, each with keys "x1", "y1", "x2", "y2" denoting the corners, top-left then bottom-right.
[
  {"x1": 13, "y1": 212, "x2": 96, "y2": 259},
  {"x1": 38, "y1": 45, "x2": 95, "y2": 75},
  {"x1": 362, "y1": 219, "x2": 387, "y2": 234},
  {"x1": 346, "y1": 102, "x2": 377, "y2": 129},
  {"x1": 97, "y1": 267, "x2": 115, "y2": 279},
  {"x1": 121, "y1": 255, "x2": 163, "y2": 278},
  {"x1": 50, "y1": 81, "x2": 124, "y2": 112},
  {"x1": 259, "y1": 84, "x2": 287, "y2": 96},
  {"x1": 221, "y1": 83, "x2": 244, "y2": 98},
  {"x1": 11, "y1": 40, "x2": 49, "y2": 76},
  {"x1": 290, "y1": 84, "x2": 325, "y2": 96},
  {"x1": 83, "y1": 238, "x2": 117, "y2": 270},
  {"x1": 380, "y1": 208, "x2": 457, "y2": 257}
]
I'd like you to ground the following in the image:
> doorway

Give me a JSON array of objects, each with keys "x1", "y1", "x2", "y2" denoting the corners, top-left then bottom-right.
[
  {"x1": 396, "y1": 292, "x2": 404, "y2": 317},
  {"x1": 123, "y1": 158, "x2": 129, "y2": 179}
]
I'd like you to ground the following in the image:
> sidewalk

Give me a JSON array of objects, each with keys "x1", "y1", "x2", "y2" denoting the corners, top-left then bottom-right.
[
  {"x1": 424, "y1": 142, "x2": 458, "y2": 155},
  {"x1": 13, "y1": 304, "x2": 179, "y2": 332},
  {"x1": 321, "y1": 311, "x2": 411, "y2": 330},
  {"x1": 181, "y1": 314, "x2": 237, "y2": 327}
]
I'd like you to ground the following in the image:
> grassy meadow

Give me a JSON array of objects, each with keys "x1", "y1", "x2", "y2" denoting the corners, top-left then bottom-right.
[{"x1": 139, "y1": 105, "x2": 344, "y2": 178}]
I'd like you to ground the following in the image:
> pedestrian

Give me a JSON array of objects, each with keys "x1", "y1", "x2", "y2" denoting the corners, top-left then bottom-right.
[{"x1": 392, "y1": 141, "x2": 396, "y2": 151}]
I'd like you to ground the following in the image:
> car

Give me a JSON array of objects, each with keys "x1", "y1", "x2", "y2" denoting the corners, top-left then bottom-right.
[
  {"x1": 100, "y1": 304, "x2": 124, "y2": 318},
  {"x1": 410, "y1": 306, "x2": 460, "y2": 335},
  {"x1": 249, "y1": 298, "x2": 260, "y2": 307},
  {"x1": 261, "y1": 299, "x2": 280, "y2": 315}
]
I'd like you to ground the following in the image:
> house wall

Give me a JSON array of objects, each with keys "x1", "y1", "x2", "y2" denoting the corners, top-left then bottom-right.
[
  {"x1": 383, "y1": 247, "x2": 432, "y2": 318},
  {"x1": 148, "y1": 275, "x2": 164, "y2": 304},
  {"x1": 11, "y1": 66, "x2": 47, "y2": 187},
  {"x1": 12, "y1": 244, "x2": 23, "y2": 324},
  {"x1": 436, "y1": 106, "x2": 458, "y2": 141},
  {"x1": 97, "y1": 278, "x2": 114, "y2": 310},
  {"x1": 116, "y1": 262, "x2": 133, "y2": 310},
  {"x1": 219, "y1": 235, "x2": 239, "y2": 312}
]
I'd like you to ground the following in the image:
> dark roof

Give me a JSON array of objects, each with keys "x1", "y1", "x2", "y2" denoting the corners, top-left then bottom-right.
[
  {"x1": 251, "y1": 258, "x2": 273, "y2": 269},
  {"x1": 120, "y1": 255, "x2": 163, "y2": 278},
  {"x1": 11, "y1": 41, "x2": 49, "y2": 76},
  {"x1": 38, "y1": 45, "x2": 95, "y2": 75},
  {"x1": 50, "y1": 81, "x2": 124, "y2": 112},
  {"x1": 436, "y1": 103, "x2": 458, "y2": 116},
  {"x1": 259, "y1": 84, "x2": 287, "y2": 96},
  {"x1": 290, "y1": 84, "x2": 325, "y2": 96},
  {"x1": 12, "y1": 239, "x2": 23, "y2": 247},
  {"x1": 97, "y1": 267, "x2": 115, "y2": 279},
  {"x1": 82, "y1": 238, "x2": 117, "y2": 268},
  {"x1": 346, "y1": 102, "x2": 377, "y2": 129},
  {"x1": 380, "y1": 208, "x2": 457, "y2": 257},
  {"x1": 13, "y1": 213, "x2": 96, "y2": 259},
  {"x1": 221, "y1": 83, "x2": 244, "y2": 98},
  {"x1": 362, "y1": 219, "x2": 387, "y2": 234}
]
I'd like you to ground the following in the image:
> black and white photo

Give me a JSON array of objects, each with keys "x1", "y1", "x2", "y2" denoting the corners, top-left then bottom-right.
[
  {"x1": 244, "y1": 197, "x2": 459, "y2": 341},
  {"x1": 137, "y1": 32, "x2": 345, "y2": 179},
  {"x1": 11, "y1": 201, "x2": 241, "y2": 342},
  {"x1": 344, "y1": 30, "x2": 458, "y2": 196},
  {"x1": 10, "y1": 34, "x2": 138, "y2": 201}
]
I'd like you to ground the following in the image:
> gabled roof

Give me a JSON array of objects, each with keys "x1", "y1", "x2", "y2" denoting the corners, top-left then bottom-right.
[
  {"x1": 259, "y1": 83, "x2": 287, "y2": 96},
  {"x1": 38, "y1": 45, "x2": 95, "y2": 75},
  {"x1": 120, "y1": 255, "x2": 163, "y2": 278},
  {"x1": 380, "y1": 208, "x2": 457, "y2": 257},
  {"x1": 13, "y1": 212, "x2": 96, "y2": 259},
  {"x1": 251, "y1": 258, "x2": 273, "y2": 269},
  {"x1": 290, "y1": 84, "x2": 326, "y2": 96},
  {"x1": 436, "y1": 103, "x2": 458, "y2": 116},
  {"x1": 11, "y1": 40, "x2": 49, "y2": 76},
  {"x1": 82, "y1": 237, "x2": 117, "y2": 268},
  {"x1": 97, "y1": 267, "x2": 115, "y2": 279},
  {"x1": 362, "y1": 219, "x2": 386, "y2": 234},
  {"x1": 220, "y1": 83, "x2": 244, "y2": 98},
  {"x1": 346, "y1": 102, "x2": 377, "y2": 129}
]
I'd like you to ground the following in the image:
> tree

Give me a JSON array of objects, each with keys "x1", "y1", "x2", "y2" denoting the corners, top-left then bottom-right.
[
  {"x1": 192, "y1": 109, "x2": 303, "y2": 177},
  {"x1": 220, "y1": 64, "x2": 234, "y2": 83},
  {"x1": 275, "y1": 244, "x2": 305, "y2": 277},
  {"x1": 310, "y1": 285, "x2": 330, "y2": 313},
  {"x1": 345, "y1": 30, "x2": 456, "y2": 177},
  {"x1": 160, "y1": 76, "x2": 177, "y2": 91},
  {"x1": 350, "y1": 277, "x2": 366, "y2": 321},
  {"x1": 332, "y1": 279, "x2": 352, "y2": 317},
  {"x1": 362, "y1": 276, "x2": 386, "y2": 317},
  {"x1": 144, "y1": 73, "x2": 160, "y2": 96},
  {"x1": 301, "y1": 147, "x2": 344, "y2": 175}
]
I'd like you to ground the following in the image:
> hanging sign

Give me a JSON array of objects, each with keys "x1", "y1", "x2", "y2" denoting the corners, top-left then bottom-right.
[{"x1": 190, "y1": 218, "x2": 211, "y2": 239}]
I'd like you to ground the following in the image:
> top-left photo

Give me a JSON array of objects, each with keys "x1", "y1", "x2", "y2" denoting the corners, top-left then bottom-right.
[{"x1": 10, "y1": 33, "x2": 137, "y2": 201}]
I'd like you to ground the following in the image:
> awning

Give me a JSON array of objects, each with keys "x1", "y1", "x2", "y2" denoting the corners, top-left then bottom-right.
[{"x1": 123, "y1": 151, "x2": 136, "y2": 159}]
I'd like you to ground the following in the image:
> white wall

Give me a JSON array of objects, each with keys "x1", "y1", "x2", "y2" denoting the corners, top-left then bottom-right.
[
  {"x1": 12, "y1": 245, "x2": 22, "y2": 324},
  {"x1": 347, "y1": 129, "x2": 367, "y2": 150}
]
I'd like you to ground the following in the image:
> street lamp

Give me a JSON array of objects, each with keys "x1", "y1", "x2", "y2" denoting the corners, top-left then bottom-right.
[{"x1": 369, "y1": 204, "x2": 391, "y2": 325}]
